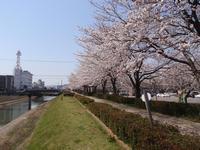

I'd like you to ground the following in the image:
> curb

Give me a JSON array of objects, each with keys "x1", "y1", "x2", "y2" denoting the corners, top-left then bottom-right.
[{"x1": 75, "y1": 97, "x2": 131, "y2": 150}]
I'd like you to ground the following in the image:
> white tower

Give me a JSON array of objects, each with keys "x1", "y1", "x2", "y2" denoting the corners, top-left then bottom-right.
[
  {"x1": 16, "y1": 50, "x2": 22, "y2": 70},
  {"x1": 14, "y1": 50, "x2": 22, "y2": 90}
]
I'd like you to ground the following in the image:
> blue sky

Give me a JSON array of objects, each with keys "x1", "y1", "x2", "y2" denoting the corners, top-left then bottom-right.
[{"x1": 0, "y1": 0, "x2": 94, "y2": 85}]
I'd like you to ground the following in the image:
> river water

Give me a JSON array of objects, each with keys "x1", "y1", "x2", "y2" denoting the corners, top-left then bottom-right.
[{"x1": 0, "y1": 96, "x2": 56, "y2": 126}]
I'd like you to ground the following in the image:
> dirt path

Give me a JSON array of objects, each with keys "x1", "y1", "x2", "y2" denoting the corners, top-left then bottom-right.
[
  {"x1": 88, "y1": 96, "x2": 200, "y2": 137},
  {"x1": 0, "y1": 102, "x2": 49, "y2": 150}
]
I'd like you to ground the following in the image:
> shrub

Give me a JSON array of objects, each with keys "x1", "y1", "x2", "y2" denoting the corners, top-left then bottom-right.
[
  {"x1": 94, "y1": 94, "x2": 200, "y2": 122},
  {"x1": 74, "y1": 94, "x2": 94, "y2": 105},
  {"x1": 87, "y1": 102, "x2": 200, "y2": 150},
  {"x1": 94, "y1": 93, "x2": 141, "y2": 104},
  {"x1": 150, "y1": 101, "x2": 200, "y2": 119}
]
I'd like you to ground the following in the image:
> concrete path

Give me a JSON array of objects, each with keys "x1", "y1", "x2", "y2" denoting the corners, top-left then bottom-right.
[{"x1": 88, "y1": 96, "x2": 200, "y2": 137}]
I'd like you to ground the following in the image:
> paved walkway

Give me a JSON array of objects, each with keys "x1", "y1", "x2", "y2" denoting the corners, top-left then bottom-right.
[{"x1": 88, "y1": 96, "x2": 200, "y2": 137}]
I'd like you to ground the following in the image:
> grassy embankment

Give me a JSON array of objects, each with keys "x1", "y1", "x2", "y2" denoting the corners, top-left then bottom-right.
[
  {"x1": 75, "y1": 94, "x2": 200, "y2": 150},
  {"x1": 0, "y1": 100, "x2": 49, "y2": 149},
  {"x1": 26, "y1": 96, "x2": 120, "y2": 150}
]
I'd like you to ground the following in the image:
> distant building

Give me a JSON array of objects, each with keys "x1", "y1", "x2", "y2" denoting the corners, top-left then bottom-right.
[
  {"x1": 0, "y1": 75, "x2": 14, "y2": 93},
  {"x1": 14, "y1": 50, "x2": 33, "y2": 90},
  {"x1": 33, "y1": 79, "x2": 45, "y2": 89},
  {"x1": 21, "y1": 71, "x2": 33, "y2": 89},
  {"x1": 14, "y1": 68, "x2": 22, "y2": 90}
]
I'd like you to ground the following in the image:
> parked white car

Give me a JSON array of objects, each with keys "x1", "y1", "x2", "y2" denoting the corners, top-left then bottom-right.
[
  {"x1": 156, "y1": 92, "x2": 177, "y2": 97},
  {"x1": 195, "y1": 94, "x2": 200, "y2": 98},
  {"x1": 156, "y1": 93, "x2": 170, "y2": 97}
]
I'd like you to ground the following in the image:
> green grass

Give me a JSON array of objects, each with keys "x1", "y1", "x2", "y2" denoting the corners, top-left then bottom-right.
[{"x1": 26, "y1": 96, "x2": 120, "y2": 150}]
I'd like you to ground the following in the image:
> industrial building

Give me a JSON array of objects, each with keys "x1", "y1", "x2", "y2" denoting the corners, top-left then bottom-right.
[
  {"x1": 14, "y1": 51, "x2": 33, "y2": 90},
  {"x1": 0, "y1": 75, "x2": 14, "y2": 94}
]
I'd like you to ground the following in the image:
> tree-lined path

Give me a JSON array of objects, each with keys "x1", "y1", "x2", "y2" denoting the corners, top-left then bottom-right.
[{"x1": 88, "y1": 96, "x2": 200, "y2": 137}]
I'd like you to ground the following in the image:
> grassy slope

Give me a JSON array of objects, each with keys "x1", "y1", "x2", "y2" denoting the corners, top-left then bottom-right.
[{"x1": 27, "y1": 96, "x2": 120, "y2": 150}]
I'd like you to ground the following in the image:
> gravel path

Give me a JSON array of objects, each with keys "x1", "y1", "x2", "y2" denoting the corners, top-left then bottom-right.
[{"x1": 88, "y1": 96, "x2": 200, "y2": 137}]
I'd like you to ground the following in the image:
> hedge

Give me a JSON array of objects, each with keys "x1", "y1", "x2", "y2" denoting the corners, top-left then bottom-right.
[
  {"x1": 94, "y1": 93, "x2": 138, "y2": 104},
  {"x1": 94, "y1": 94, "x2": 200, "y2": 122},
  {"x1": 75, "y1": 94, "x2": 200, "y2": 149},
  {"x1": 74, "y1": 94, "x2": 94, "y2": 105}
]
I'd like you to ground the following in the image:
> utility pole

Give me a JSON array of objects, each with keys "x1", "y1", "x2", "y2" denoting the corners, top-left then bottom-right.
[
  {"x1": 28, "y1": 94, "x2": 32, "y2": 110},
  {"x1": 61, "y1": 80, "x2": 63, "y2": 90}
]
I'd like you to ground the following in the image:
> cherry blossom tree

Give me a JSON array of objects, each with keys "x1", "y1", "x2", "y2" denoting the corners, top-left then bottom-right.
[
  {"x1": 70, "y1": 1, "x2": 166, "y2": 97},
  {"x1": 69, "y1": 0, "x2": 200, "y2": 99},
  {"x1": 162, "y1": 63, "x2": 194, "y2": 91},
  {"x1": 76, "y1": 25, "x2": 121, "y2": 94},
  {"x1": 175, "y1": 0, "x2": 200, "y2": 35},
  {"x1": 123, "y1": 0, "x2": 200, "y2": 85}
]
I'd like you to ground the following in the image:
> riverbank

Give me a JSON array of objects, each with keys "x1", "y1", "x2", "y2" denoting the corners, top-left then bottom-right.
[
  {"x1": 26, "y1": 96, "x2": 120, "y2": 150},
  {"x1": 0, "y1": 101, "x2": 50, "y2": 150},
  {"x1": 0, "y1": 96, "x2": 37, "y2": 106}
]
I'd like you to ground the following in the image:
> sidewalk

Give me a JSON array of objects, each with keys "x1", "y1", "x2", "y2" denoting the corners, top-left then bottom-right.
[{"x1": 88, "y1": 96, "x2": 200, "y2": 137}]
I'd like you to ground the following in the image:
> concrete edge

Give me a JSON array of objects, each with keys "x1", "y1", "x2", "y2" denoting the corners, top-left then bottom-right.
[
  {"x1": 0, "y1": 102, "x2": 49, "y2": 137},
  {"x1": 74, "y1": 97, "x2": 131, "y2": 150},
  {"x1": 0, "y1": 96, "x2": 37, "y2": 106}
]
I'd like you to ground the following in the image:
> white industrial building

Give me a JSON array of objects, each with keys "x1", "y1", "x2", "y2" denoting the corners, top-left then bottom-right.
[
  {"x1": 14, "y1": 51, "x2": 33, "y2": 90},
  {"x1": 21, "y1": 71, "x2": 33, "y2": 89}
]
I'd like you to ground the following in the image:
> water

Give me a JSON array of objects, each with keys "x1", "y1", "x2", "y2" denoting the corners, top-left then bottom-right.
[
  {"x1": 0, "y1": 96, "x2": 55, "y2": 126},
  {"x1": 43, "y1": 96, "x2": 56, "y2": 101}
]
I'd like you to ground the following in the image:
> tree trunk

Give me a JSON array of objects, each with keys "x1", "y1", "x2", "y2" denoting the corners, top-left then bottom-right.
[
  {"x1": 194, "y1": 72, "x2": 200, "y2": 89},
  {"x1": 127, "y1": 72, "x2": 141, "y2": 99},
  {"x1": 101, "y1": 79, "x2": 107, "y2": 94},
  {"x1": 178, "y1": 89, "x2": 190, "y2": 104},
  {"x1": 134, "y1": 81, "x2": 141, "y2": 99},
  {"x1": 110, "y1": 77, "x2": 117, "y2": 95},
  {"x1": 93, "y1": 86, "x2": 97, "y2": 94}
]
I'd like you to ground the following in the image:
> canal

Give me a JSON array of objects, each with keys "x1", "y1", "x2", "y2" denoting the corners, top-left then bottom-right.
[{"x1": 0, "y1": 96, "x2": 55, "y2": 126}]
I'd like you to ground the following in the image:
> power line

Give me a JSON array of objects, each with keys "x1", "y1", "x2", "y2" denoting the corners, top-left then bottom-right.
[
  {"x1": 33, "y1": 78, "x2": 67, "y2": 80},
  {"x1": 23, "y1": 59, "x2": 75, "y2": 63},
  {"x1": 0, "y1": 58, "x2": 75, "y2": 63},
  {"x1": 33, "y1": 75, "x2": 68, "y2": 77},
  {"x1": 33, "y1": 75, "x2": 69, "y2": 80}
]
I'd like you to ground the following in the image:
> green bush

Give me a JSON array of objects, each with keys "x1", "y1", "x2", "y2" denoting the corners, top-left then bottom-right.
[
  {"x1": 74, "y1": 94, "x2": 94, "y2": 105},
  {"x1": 94, "y1": 94, "x2": 200, "y2": 122},
  {"x1": 87, "y1": 102, "x2": 200, "y2": 150},
  {"x1": 150, "y1": 101, "x2": 200, "y2": 119},
  {"x1": 94, "y1": 93, "x2": 141, "y2": 104}
]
